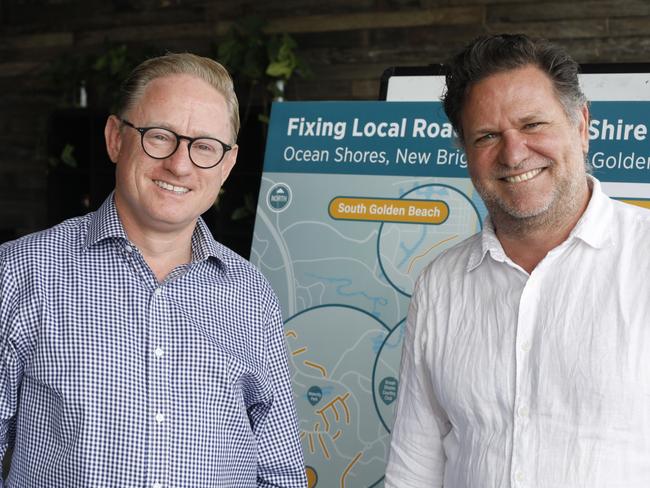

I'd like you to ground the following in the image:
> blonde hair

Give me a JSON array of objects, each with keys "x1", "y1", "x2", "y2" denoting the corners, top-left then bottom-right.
[{"x1": 117, "y1": 52, "x2": 240, "y2": 143}]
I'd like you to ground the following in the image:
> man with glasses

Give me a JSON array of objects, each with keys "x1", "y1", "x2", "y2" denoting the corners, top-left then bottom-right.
[{"x1": 0, "y1": 53, "x2": 307, "y2": 487}]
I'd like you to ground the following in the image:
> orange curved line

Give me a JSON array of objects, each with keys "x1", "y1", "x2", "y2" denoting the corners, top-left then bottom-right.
[
  {"x1": 317, "y1": 393, "x2": 350, "y2": 415},
  {"x1": 292, "y1": 347, "x2": 307, "y2": 356},
  {"x1": 341, "y1": 394, "x2": 351, "y2": 423},
  {"x1": 340, "y1": 452, "x2": 363, "y2": 487},
  {"x1": 318, "y1": 411, "x2": 330, "y2": 432},
  {"x1": 332, "y1": 404, "x2": 340, "y2": 422},
  {"x1": 285, "y1": 330, "x2": 297, "y2": 338},
  {"x1": 308, "y1": 433, "x2": 315, "y2": 453},
  {"x1": 407, "y1": 234, "x2": 459, "y2": 273},
  {"x1": 304, "y1": 360, "x2": 328, "y2": 378},
  {"x1": 317, "y1": 433, "x2": 330, "y2": 460}
]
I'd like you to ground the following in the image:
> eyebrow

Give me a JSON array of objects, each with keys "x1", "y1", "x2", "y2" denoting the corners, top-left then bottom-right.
[
  {"x1": 469, "y1": 112, "x2": 548, "y2": 135},
  {"x1": 468, "y1": 127, "x2": 497, "y2": 139},
  {"x1": 145, "y1": 122, "x2": 220, "y2": 139},
  {"x1": 518, "y1": 113, "x2": 545, "y2": 124}
]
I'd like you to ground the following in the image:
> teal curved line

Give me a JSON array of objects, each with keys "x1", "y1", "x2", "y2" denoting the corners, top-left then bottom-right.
[
  {"x1": 397, "y1": 225, "x2": 429, "y2": 268},
  {"x1": 368, "y1": 476, "x2": 385, "y2": 487},
  {"x1": 371, "y1": 318, "x2": 406, "y2": 434},
  {"x1": 285, "y1": 303, "x2": 392, "y2": 332},
  {"x1": 377, "y1": 182, "x2": 483, "y2": 298}
]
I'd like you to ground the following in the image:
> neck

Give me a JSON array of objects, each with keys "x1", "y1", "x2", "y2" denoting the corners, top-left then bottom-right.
[
  {"x1": 131, "y1": 229, "x2": 194, "y2": 282},
  {"x1": 492, "y1": 183, "x2": 592, "y2": 274},
  {"x1": 496, "y1": 224, "x2": 573, "y2": 273},
  {"x1": 116, "y1": 210, "x2": 195, "y2": 283}
]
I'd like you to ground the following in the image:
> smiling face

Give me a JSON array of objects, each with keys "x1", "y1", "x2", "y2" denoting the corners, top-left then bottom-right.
[
  {"x1": 461, "y1": 64, "x2": 590, "y2": 235},
  {"x1": 105, "y1": 74, "x2": 237, "y2": 239}
]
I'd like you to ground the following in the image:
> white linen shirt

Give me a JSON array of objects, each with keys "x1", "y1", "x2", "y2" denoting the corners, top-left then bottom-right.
[{"x1": 385, "y1": 177, "x2": 650, "y2": 488}]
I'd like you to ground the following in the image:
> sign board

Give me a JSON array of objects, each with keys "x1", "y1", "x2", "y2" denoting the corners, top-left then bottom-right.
[{"x1": 251, "y1": 67, "x2": 650, "y2": 488}]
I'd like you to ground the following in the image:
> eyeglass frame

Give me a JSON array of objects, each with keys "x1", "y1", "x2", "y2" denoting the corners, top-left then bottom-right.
[{"x1": 119, "y1": 118, "x2": 233, "y2": 169}]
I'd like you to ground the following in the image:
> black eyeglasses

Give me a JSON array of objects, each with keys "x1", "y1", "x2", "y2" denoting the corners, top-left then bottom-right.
[{"x1": 120, "y1": 118, "x2": 233, "y2": 169}]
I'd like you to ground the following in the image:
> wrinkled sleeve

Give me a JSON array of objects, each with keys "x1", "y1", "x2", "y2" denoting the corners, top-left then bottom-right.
[
  {"x1": 256, "y1": 301, "x2": 307, "y2": 488},
  {"x1": 0, "y1": 258, "x2": 23, "y2": 486},
  {"x1": 385, "y1": 274, "x2": 451, "y2": 488}
]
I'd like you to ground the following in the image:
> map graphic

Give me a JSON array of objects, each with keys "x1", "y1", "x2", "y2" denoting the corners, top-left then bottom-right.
[
  {"x1": 252, "y1": 173, "x2": 485, "y2": 487},
  {"x1": 378, "y1": 183, "x2": 482, "y2": 297}
]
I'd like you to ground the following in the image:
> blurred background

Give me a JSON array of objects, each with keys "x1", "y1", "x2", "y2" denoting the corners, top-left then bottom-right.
[{"x1": 1, "y1": 0, "x2": 649, "y2": 257}]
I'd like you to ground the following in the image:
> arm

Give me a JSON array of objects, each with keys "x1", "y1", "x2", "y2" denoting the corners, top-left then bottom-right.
[
  {"x1": 255, "y1": 303, "x2": 307, "y2": 488},
  {"x1": 385, "y1": 276, "x2": 451, "y2": 488},
  {"x1": 0, "y1": 257, "x2": 23, "y2": 486}
]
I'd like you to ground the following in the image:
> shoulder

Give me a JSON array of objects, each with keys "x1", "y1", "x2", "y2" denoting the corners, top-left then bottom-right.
[
  {"x1": 610, "y1": 198, "x2": 650, "y2": 223},
  {"x1": 415, "y1": 231, "x2": 482, "y2": 290},
  {"x1": 608, "y1": 198, "x2": 650, "y2": 243},
  {"x1": 211, "y1": 240, "x2": 279, "y2": 306},
  {"x1": 1, "y1": 215, "x2": 91, "y2": 271},
  {"x1": 609, "y1": 201, "x2": 650, "y2": 269}
]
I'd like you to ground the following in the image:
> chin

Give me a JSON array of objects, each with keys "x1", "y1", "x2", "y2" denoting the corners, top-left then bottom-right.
[{"x1": 148, "y1": 210, "x2": 195, "y2": 227}]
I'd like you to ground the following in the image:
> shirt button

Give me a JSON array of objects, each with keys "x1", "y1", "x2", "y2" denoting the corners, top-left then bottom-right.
[
  {"x1": 154, "y1": 287, "x2": 163, "y2": 296},
  {"x1": 155, "y1": 413, "x2": 165, "y2": 424},
  {"x1": 521, "y1": 341, "x2": 531, "y2": 352},
  {"x1": 124, "y1": 244, "x2": 133, "y2": 253},
  {"x1": 515, "y1": 471, "x2": 525, "y2": 482},
  {"x1": 518, "y1": 406, "x2": 530, "y2": 418},
  {"x1": 153, "y1": 483, "x2": 162, "y2": 488},
  {"x1": 154, "y1": 347, "x2": 164, "y2": 358}
]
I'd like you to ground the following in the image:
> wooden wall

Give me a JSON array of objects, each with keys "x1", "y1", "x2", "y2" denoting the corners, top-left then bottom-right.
[{"x1": 1, "y1": 0, "x2": 649, "y2": 240}]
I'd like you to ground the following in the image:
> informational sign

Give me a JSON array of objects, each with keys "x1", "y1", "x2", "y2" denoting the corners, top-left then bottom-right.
[{"x1": 251, "y1": 72, "x2": 649, "y2": 488}]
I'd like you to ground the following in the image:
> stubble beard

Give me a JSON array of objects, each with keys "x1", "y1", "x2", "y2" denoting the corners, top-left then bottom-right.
[{"x1": 474, "y1": 160, "x2": 588, "y2": 238}]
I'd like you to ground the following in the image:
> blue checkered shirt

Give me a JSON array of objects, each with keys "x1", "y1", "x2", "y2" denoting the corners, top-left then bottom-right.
[{"x1": 0, "y1": 194, "x2": 307, "y2": 487}]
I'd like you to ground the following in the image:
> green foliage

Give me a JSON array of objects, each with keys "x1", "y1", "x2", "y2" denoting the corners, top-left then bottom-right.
[
  {"x1": 218, "y1": 16, "x2": 268, "y2": 84},
  {"x1": 266, "y1": 33, "x2": 309, "y2": 80},
  {"x1": 60, "y1": 143, "x2": 78, "y2": 168},
  {"x1": 215, "y1": 17, "x2": 310, "y2": 222},
  {"x1": 216, "y1": 16, "x2": 310, "y2": 97},
  {"x1": 48, "y1": 143, "x2": 77, "y2": 169}
]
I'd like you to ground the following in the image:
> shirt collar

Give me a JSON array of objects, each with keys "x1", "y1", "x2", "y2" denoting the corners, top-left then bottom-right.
[
  {"x1": 85, "y1": 192, "x2": 227, "y2": 267},
  {"x1": 566, "y1": 175, "x2": 614, "y2": 249},
  {"x1": 85, "y1": 192, "x2": 129, "y2": 247},
  {"x1": 466, "y1": 175, "x2": 614, "y2": 272},
  {"x1": 467, "y1": 217, "x2": 502, "y2": 271},
  {"x1": 191, "y1": 217, "x2": 226, "y2": 264}
]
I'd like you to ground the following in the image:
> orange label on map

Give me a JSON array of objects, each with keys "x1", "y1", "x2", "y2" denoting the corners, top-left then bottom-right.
[{"x1": 329, "y1": 197, "x2": 449, "y2": 224}]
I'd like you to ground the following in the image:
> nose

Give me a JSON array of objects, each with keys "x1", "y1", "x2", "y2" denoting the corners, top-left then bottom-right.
[
  {"x1": 498, "y1": 129, "x2": 530, "y2": 168},
  {"x1": 162, "y1": 139, "x2": 194, "y2": 175}
]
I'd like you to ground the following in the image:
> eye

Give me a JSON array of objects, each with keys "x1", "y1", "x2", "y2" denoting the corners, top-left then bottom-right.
[
  {"x1": 193, "y1": 141, "x2": 218, "y2": 153},
  {"x1": 523, "y1": 122, "x2": 545, "y2": 131},
  {"x1": 145, "y1": 129, "x2": 173, "y2": 144},
  {"x1": 474, "y1": 133, "x2": 497, "y2": 146}
]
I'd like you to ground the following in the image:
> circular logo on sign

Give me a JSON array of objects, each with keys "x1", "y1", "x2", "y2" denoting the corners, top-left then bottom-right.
[{"x1": 267, "y1": 183, "x2": 292, "y2": 212}]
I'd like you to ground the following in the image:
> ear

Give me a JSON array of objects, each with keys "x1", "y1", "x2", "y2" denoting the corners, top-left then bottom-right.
[
  {"x1": 578, "y1": 104, "x2": 590, "y2": 155},
  {"x1": 219, "y1": 144, "x2": 238, "y2": 183},
  {"x1": 105, "y1": 115, "x2": 123, "y2": 164}
]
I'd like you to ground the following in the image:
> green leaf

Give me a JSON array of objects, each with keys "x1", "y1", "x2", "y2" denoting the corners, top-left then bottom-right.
[
  {"x1": 231, "y1": 207, "x2": 251, "y2": 221},
  {"x1": 60, "y1": 144, "x2": 77, "y2": 168},
  {"x1": 266, "y1": 61, "x2": 292, "y2": 78}
]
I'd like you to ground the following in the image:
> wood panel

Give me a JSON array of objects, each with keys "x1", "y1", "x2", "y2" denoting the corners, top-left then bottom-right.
[{"x1": 1, "y1": 0, "x2": 649, "y2": 238}]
